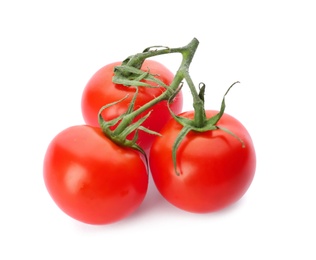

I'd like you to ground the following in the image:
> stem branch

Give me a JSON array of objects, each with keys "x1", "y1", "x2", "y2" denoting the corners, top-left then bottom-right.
[{"x1": 111, "y1": 38, "x2": 200, "y2": 137}]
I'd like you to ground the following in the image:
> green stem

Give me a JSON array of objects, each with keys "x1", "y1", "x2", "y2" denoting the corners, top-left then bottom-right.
[
  {"x1": 112, "y1": 38, "x2": 199, "y2": 136},
  {"x1": 117, "y1": 39, "x2": 198, "y2": 77},
  {"x1": 184, "y1": 74, "x2": 207, "y2": 128}
]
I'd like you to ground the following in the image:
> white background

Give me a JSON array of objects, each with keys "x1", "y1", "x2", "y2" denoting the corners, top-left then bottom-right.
[{"x1": 1, "y1": 0, "x2": 315, "y2": 259}]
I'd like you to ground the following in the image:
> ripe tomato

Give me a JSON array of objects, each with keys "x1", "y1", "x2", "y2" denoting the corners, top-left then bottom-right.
[
  {"x1": 81, "y1": 59, "x2": 183, "y2": 152},
  {"x1": 43, "y1": 125, "x2": 148, "y2": 225},
  {"x1": 149, "y1": 110, "x2": 256, "y2": 213}
]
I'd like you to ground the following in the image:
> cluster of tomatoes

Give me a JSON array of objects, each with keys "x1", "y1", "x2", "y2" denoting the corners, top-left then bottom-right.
[{"x1": 43, "y1": 51, "x2": 256, "y2": 225}]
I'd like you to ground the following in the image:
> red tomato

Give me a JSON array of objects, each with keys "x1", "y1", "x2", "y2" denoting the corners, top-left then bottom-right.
[
  {"x1": 81, "y1": 60, "x2": 183, "y2": 152},
  {"x1": 149, "y1": 110, "x2": 256, "y2": 213},
  {"x1": 43, "y1": 125, "x2": 148, "y2": 225}
]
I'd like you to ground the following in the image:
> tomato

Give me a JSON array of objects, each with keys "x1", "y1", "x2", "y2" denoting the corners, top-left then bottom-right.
[
  {"x1": 149, "y1": 110, "x2": 256, "y2": 213},
  {"x1": 43, "y1": 125, "x2": 148, "y2": 225},
  {"x1": 81, "y1": 59, "x2": 183, "y2": 152}
]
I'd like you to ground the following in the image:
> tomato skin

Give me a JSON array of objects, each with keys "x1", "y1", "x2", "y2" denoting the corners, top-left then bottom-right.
[
  {"x1": 81, "y1": 60, "x2": 183, "y2": 152},
  {"x1": 149, "y1": 110, "x2": 256, "y2": 213},
  {"x1": 43, "y1": 125, "x2": 148, "y2": 225}
]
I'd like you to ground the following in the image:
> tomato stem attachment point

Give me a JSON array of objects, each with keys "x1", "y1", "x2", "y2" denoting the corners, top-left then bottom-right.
[{"x1": 169, "y1": 80, "x2": 245, "y2": 175}]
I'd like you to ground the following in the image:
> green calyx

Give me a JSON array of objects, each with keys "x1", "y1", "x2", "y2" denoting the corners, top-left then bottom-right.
[
  {"x1": 97, "y1": 87, "x2": 161, "y2": 158},
  {"x1": 169, "y1": 81, "x2": 245, "y2": 176}
]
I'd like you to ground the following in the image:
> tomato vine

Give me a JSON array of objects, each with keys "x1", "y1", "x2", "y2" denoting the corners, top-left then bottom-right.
[
  {"x1": 99, "y1": 37, "x2": 244, "y2": 174},
  {"x1": 98, "y1": 38, "x2": 199, "y2": 154}
]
